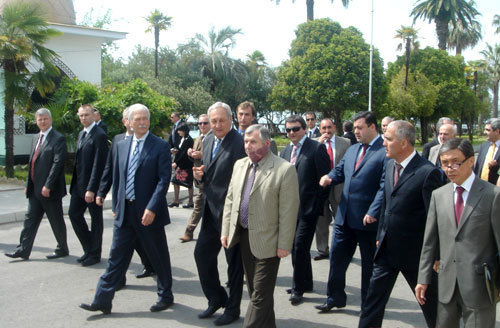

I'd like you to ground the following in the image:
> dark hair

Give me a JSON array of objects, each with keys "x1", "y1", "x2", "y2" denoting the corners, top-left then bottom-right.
[
  {"x1": 343, "y1": 121, "x2": 353, "y2": 132},
  {"x1": 439, "y1": 138, "x2": 474, "y2": 159},
  {"x1": 177, "y1": 122, "x2": 190, "y2": 135},
  {"x1": 304, "y1": 111, "x2": 316, "y2": 119},
  {"x1": 353, "y1": 111, "x2": 378, "y2": 129},
  {"x1": 237, "y1": 101, "x2": 256, "y2": 118},
  {"x1": 285, "y1": 115, "x2": 307, "y2": 130},
  {"x1": 171, "y1": 112, "x2": 181, "y2": 118}
]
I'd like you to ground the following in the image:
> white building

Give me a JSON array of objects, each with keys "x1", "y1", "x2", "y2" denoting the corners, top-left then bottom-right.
[{"x1": 0, "y1": 0, "x2": 126, "y2": 164}]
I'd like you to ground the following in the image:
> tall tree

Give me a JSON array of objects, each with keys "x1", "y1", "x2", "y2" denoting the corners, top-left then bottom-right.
[
  {"x1": 493, "y1": 14, "x2": 500, "y2": 35},
  {"x1": 272, "y1": 0, "x2": 351, "y2": 21},
  {"x1": 447, "y1": 18, "x2": 482, "y2": 55},
  {"x1": 411, "y1": 0, "x2": 479, "y2": 50},
  {"x1": 481, "y1": 43, "x2": 500, "y2": 118},
  {"x1": 0, "y1": 1, "x2": 61, "y2": 178},
  {"x1": 394, "y1": 25, "x2": 419, "y2": 88},
  {"x1": 145, "y1": 9, "x2": 172, "y2": 78}
]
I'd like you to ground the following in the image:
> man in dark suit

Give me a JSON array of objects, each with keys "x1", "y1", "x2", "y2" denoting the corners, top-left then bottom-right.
[
  {"x1": 358, "y1": 120, "x2": 442, "y2": 328},
  {"x1": 421, "y1": 117, "x2": 453, "y2": 159},
  {"x1": 193, "y1": 102, "x2": 246, "y2": 326},
  {"x1": 168, "y1": 111, "x2": 183, "y2": 149},
  {"x1": 5, "y1": 108, "x2": 68, "y2": 260},
  {"x1": 417, "y1": 138, "x2": 500, "y2": 327},
  {"x1": 342, "y1": 120, "x2": 357, "y2": 145},
  {"x1": 280, "y1": 115, "x2": 331, "y2": 305},
  {"x1": 317, "y1": 111, "x2": 387, "y2": 311},
  {"x1": 236, "y1": 101, "x2": 278, "y2": 155},
  {"x1": 69, "y1": 104, "x2": 108, "y2": 267},
  {"x1": 94, "y1": 110, "x2": 108, "y2": 135},
  {"x1": 305, "y1": 112, "x2": 321, "y2": 138},
  {"x1": 80, "y1": 103, "x2": 174, "y2": 314},
  {"x1": 474, "y1": 118, "x2": 500, "y2": 185}
]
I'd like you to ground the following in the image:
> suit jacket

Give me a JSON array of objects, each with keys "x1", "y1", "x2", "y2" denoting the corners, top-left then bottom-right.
[
  {"x1": 343, "y1": 131, "x2": 357, "y2": 145},
  {"x1": 428, "y1": 144, "x2": 442, "y2": 166},
  {"x1": 70, "y1": 126, "x2": 108, "y2": 198},
  {"x1": 328, "y1": 136, "x2": 387, "y2": 231},
  {"x1": 168, "y1": 120, "x2": 184, "y2": 149},
  {"x1": 421, "y1": 139, "x2": 438, "y2": 160},
  {"x1": 174, "y1": 135, "x2": 194, "y2": 170},
  {"x1": 201, "y1": 129, "x2": 246, "y2": 228},
  {"x1": 26, "y1": 129, "x2": 67, "y2": 200},
  {"x1": 98, "y1": 133, "x2": 171, "y2": 228},
  {"x1": 222, "y1": 152, "x2": 300, "y2": 259},
  {"x1": 418, "y1": 177, "x2": 500, "y2": 308},
  {"x1": 308, "y1": 127, "x2": 321, "y2": 138},
  {"x1": 280, "y1": 137, "x2": 331, "y2": 218},
  {"x1": 315, "y1": 135, "x2": 351, "y2": 206},
  {"x1": 96, "y1": 121, "x2": 108, "y2": 135},
  {"x1": 474, "y1": 141, "x2": 500, "y2": 185},
  {"x1": 375, "y1": 154, "x2": 443, "y2": 270},
  {"x1": 190, "y1": 133, "x2": 206, "y2": 167}
]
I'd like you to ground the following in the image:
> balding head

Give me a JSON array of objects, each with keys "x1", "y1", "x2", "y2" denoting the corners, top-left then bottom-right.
[{"x1": 438, "y1": 124, "x2": 456, "y2": 144}]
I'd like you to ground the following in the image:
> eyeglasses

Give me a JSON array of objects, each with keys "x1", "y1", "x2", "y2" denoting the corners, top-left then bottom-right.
[
  {"x1": 441, "y1": 157, "x2": 470, "y2": 170},
  {"x1": 306, "y1": 118, "x2": 316, "y2": 121},
  {"x1": 198, "y1": 122, "x2": 209, "y2": 125},
  {"x1": 285, "y1": 126, "x2": 302, "y2": 133}
]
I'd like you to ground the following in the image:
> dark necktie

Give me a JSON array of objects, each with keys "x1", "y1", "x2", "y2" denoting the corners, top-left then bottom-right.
[
  {"x1": 30, "y1": 134, "x2": 44, "y2": 180},
  {"x1": 393, "y1": 163, "x2": 403, "y2": 187},
  {"x1": 326, "y1": 140, "x2": 334, "y2": 169},
  {"x1": 79, "y1": 131, "x2": 87, "y2": 148},
  {"x1": 455, "y1": 186, "x2": 465, "y2": 225},
  {"x1": 240, "y1": 163, "x2": 258, "y2": 228},
  {"x1": 125, "y1": 140, "x2": 142, "y2": 200},
  {"x1": 355, "y1": 144, "x2": 368, "y2": 170}
]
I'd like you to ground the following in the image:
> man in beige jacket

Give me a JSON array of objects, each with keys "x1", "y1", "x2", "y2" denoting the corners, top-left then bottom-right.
[{"x1": 221, "y1": 124, "x2": 300, "y2": 328}]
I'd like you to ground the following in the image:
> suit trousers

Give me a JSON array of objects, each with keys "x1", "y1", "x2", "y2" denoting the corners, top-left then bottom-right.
[
  {"x1": 327, "y1": 223, "x2": 376, "y2": 307},
  {"x1": 358, "y1": 256, "x2": 437, "y2": 328},
  {"x1": 194, "y1": 204, "x2": 243, "y2": 317},
  {"x1": 315, "y1": 198, "x2": 338, "y2": 256},
  {"x1": 292, "y1": 215, "x2": 319, "y2": 294},
  {"x1": 437, "y1": 282, "x2": 496, "y2": 328},
  {"x1": 17, "y1": 195, "x2": 68, "y2": 257},
  {"x1": 93, "y1": 201, "x2": 173, "y2": 307},
  {"x1": 134, "y1": 239, "x2": 153, "y2": 272},
  {"x1": 184, "y1": 187, "x2": 203, "y2": 236},
  {"x1": 68, "y1": 194, "x2": 103, "y2": 260},
  {"x1": 240, "y1": 228, "x2": 280, "y2": 328}
]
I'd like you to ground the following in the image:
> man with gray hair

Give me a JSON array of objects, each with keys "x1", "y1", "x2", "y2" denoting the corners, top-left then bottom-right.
[
  {"x1": 421, "y1": 117, "x2": 453, "y2": 159},
  {"x1": 381, "y1": 116, "x2": 394, "y2": 135},
  {"x1": 5, "y1": 108, "x2": 69, "y2": 260},
  {"x1": 428, "y1": 123, "x2": 456, "y2": 167},
  {"x1": 193, "y1": 102, "x2": 246, "y2": 326},
  {"x1": 474, "y1": 118, "x2": 500, "y2": 185},
  {"x1": 359, "y1": 120, "x2": 442, "y2": 328}
]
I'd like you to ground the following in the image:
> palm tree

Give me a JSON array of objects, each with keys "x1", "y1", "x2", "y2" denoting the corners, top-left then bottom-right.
[
  {"x1": 394, "y1": 25, "x2": 419, "y2": 89},
  {"x1": 493, "y1": 14, "x2": 500, "y2": 34},
  {"x1": 481, "y1": 43, "x2": 500, "y2": 118},
  {"x1": 145, "y1": 9, "x2": 172, "y2": 78},
  {"x1": 272, "y1": 0, "x2": 351, "y2": 21},
  {"x1": 411, "y1": 0, "x2": 479, "y2": 50},
  {"x1": 0, "y1": 1, "x2": 61, "y2": 178},
  {"x1": 448, "y1": 18, "x2": 482, "y2": 55}
]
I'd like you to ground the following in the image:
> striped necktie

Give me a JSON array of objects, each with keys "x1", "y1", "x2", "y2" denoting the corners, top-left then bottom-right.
[{"x1": 125, "y1": 140, "x2": 142, "y2": 200}]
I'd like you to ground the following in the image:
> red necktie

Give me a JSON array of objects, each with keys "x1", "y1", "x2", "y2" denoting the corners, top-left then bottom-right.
[
  {"x1": 355, "y1": 144, "x2": 368, "y2": 170},
  {"x1": 30, "y1": 134, "x2": 43, "y2": 180},
  {"x1": 454, "y1": 186, "x2": 465, "y2": 225},
  {"x1": 393, "y1": 163, "x2": 403, "y2": 187},
  {"x1": 326, "y1": 140, "x2": 334, "y2": 169}
]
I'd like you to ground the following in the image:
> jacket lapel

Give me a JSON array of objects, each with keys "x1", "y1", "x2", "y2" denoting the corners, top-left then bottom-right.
[
  {"x1": 456, "y1": 178, "x2": 485, "y2": 235},
  {"x1": 386, "y1": 160, "x2": 395, "y2": 193},
  {"x1": 354, "y1": 137, "x2": 381, "y2": 173},
  {"x1": 119, "y1": 137, "x2": 133, "y2": 178},
  {"x1": 136, "y1": 134, "x2": 152, "y2": 169},
  {"x1": 250, "y1": 153, "x2": 273, "y2": 195},
  {"x1": 295, "y1": 138, "x2": 310, "y2": 168},
  {"x1": 392, "y1": 155, "x2": 419, "y2": 193}
]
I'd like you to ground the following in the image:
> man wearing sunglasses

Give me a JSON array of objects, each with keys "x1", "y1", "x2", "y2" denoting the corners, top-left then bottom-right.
[
  {"x1": 179, "y1": 114, "x2": 212, "y2": 242},
  {"x1": 416, "y1": 138, "x2": 500, "y2": 328},
  {"x1": 305, "y1": 112, "x2": 321, "y2": 138},
  {"x1": 280, "y1": 115, "x2": 330, "y2": 305}
]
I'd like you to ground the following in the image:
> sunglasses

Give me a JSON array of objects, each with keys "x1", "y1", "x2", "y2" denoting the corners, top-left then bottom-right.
[
  {"x1": 198, "y1": 122, "x2": 209, "y2": 125},
  {"x1": 306, "y1": 118, "x2": 316, "y2": 121},
  {"x1": 285, "y1": 126, "x2": 302, "y2": 133}
]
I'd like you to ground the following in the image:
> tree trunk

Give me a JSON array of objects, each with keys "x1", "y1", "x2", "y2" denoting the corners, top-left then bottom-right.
[
  {"x1": 334, "y1": 108, "x2": 342, "y2": 136},
  {"x1": 404, "y1": 37, "x2": 410, "y2": 89},
  {"x1": 456, "y1": 45, "x2": 462, "y2": 56},
  {"x1": 493, "y1": 79, "x2": 499, "y2": 118},
  {"x1": 4, "y1": 99, "x2": 14, "y2": 178},
  {"x1": 420, "y1": 116, "x2": 429, "y2": 144},
  {"x1": 435, "y1": 17, "x2": 449, "y2": 51},
  {"x1": 154, "y1": 27, "x2": 159, "y2": 78},
  {"x1": 306, "y1": 0, "x2": 314, "y2": 21}
]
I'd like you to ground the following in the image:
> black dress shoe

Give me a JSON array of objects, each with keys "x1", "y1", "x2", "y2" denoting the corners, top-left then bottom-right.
[
  {"x1": 150, "y1": 300, "x2": 173, "y2": 312},
  {"x1": 289, "y1": 292, "x2": 303, "y2": 305},
  {"x1": 168, "y1": 202, "x2": 179, "y2": 208},
  {"x1": 76, "y1": 253, "x2": 88, "y2": 263},
  {"x1": 81, "y1": 257, "x2": 100, "y2": 267},
  {"x1": 182, "y1": 203, "x2": 194, "y2": 208},
  {"x1": 314, "y1": 302, "x2": 346, "y2": 312},
  {"x1": 286, "y1": 287, "x2": 313, "y2": 294},
  {"x1": 79, "y1": 303, "x2": 111, "y2": 314},
  {"x1": 198, "y1": 304, "x2": 224, "y2": 319},
  {"x1": 136, "y1": 268, "x2": 155, "y2": 279},
  {"x1": 313, "y1": 254, "x2": 329, "y2": 261},
  {"x1": 46, "y1": 251, "x2": 69, "y2": 259},
  {"x1": 214, "y1": 313, "x2": 239, "y2": 326},
  {"x1": 5, "y1": 251, "x2": 28, "y2": 260}
]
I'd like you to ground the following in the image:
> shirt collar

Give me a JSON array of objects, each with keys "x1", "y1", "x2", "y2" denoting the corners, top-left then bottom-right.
[
  {"x1": 84, "y1": 121, "x2": 96, "y2": 133},
  {"x1": 133, "y1": 130, "x2": 149, "y2": 143},
  {"x1": 492, "y1": 140, "x2": 500, "y2": 148},
  {"x1": 368, "y1": 135, "x2": 381, "y2": 147},
  {"x1": 290, "y1": 134, "x2": 307, "y2": 147},
  {"x1": 454, "y1": 172, "x2": 475, "y2": 192},
  {"x1": 397, "y1": 150, "x2": 417, "y2": 169},
  {"x1": 40, "y1": 126, "x2": 52, "y2": 138}
]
